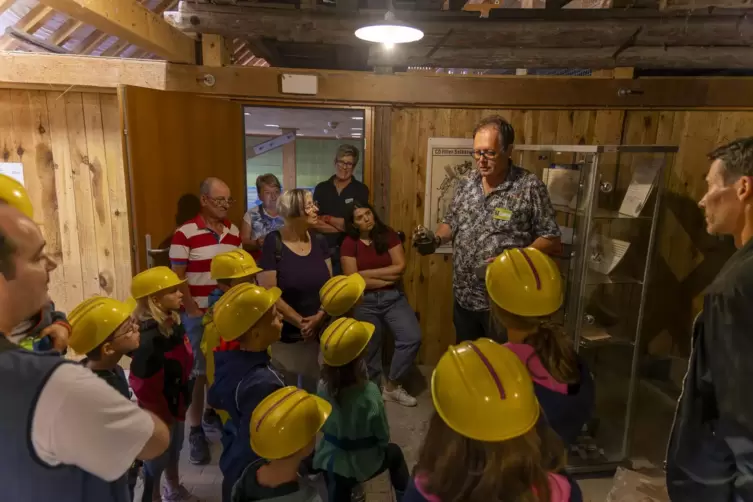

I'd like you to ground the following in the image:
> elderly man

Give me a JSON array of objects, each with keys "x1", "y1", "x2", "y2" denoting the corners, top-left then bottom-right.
[
  {"x1": 666, "y1": 137, "x2": 753, "y2": 501},
  {"x1": 313, "y1": 144, "x2": 370, "y2": 275},
  {"x1": 413, "y1": 116, "x2": 561, "y2": 343},
  {"x1": 170, "y1": 177, "x2": 242, "y2": 465},
  {"x1": 0, "y1": 204, "x2": 170, "y2": 501}
]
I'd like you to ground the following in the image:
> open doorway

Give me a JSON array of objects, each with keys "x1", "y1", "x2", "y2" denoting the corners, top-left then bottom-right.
[{"x1": 243, "y1": 106, "x2": 367, "y2": 209}]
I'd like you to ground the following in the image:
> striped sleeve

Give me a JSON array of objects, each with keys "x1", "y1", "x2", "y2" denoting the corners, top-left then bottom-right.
[{"x1": 169, "y1": 229, "x2": 190, "y2": 266}]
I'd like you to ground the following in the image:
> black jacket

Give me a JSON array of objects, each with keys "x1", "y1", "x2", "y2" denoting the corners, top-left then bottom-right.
[{"x1": 666, "y1": 237, "x2": 753, "y2": 501}]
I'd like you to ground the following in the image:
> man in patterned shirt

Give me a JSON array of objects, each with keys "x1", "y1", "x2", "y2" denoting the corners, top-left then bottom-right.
[{"x1": 413, "y1": 116, "x2": 561, "y2": 343}]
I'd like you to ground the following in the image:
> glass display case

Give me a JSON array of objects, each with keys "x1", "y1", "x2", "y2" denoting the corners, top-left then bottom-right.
[{"x1": 512, "y1": 145, "x2": 678, "y2": 473}]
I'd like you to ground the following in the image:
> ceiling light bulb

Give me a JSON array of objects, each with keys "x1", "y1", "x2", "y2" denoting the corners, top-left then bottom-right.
[{"x1": 355, "y1": 11, "x2": 423, "y2": 45}]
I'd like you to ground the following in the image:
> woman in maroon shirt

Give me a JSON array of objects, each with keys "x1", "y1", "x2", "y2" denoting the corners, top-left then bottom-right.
[{"x1": 341, "y1": 201, "x2": 421, "y2": 407}]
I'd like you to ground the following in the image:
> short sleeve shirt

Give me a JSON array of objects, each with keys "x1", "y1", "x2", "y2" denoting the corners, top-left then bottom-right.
[
  {"x1": 169, "y1": 215, "x2": 242, "y2": 310},
  {"x1": 242, "y1": 205, "x2": 285, "y2": 241},
  {"x1": 259, "y1": 232, "x2": 331, "y2": 342},
  {"x1": 444, "y1": 166, "x2": 560, "y2": 312},
  {"x1": 313, "y1": 176, "x2": 370, "y2": 248},
  {"x1": 340, "y1": 230, "x2": 402, "y2": 271}
]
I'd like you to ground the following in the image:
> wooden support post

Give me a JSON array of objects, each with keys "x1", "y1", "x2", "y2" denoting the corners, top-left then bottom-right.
[
  {"x1": 281, "y1": 128, "x2": 297, "y2": 191},
  {"x1": 202, "y1": 34, "x2": 229, "y2": 67}
]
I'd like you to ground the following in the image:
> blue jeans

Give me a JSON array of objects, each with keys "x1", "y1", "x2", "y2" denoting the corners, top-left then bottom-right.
[
  {"x1": 181, "y1": 312, "x2": 206, "y2": 377},
  {"x1": 354, "y1": 289, "x2": 421, "y2": 383},
  {"x1": 141, "y1": 421, "x2": 184, "y2": 502}
]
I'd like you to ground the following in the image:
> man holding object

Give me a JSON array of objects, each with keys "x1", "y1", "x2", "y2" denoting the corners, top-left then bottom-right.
[{"x1": 413, "y1": 116, "x2": 561, "y2": 343}]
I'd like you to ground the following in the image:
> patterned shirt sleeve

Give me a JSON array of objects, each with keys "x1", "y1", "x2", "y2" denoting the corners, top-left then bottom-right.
[
  {"x1": 441, "y1": 179, "x2": 463, "y2": 229},
  {"x1": 529, "y1": 177, "x2": 561, "y2": 239}
]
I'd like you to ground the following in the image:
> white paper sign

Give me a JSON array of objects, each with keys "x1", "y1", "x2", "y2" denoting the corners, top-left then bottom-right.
[
  {"x1": 0, "y1": 162, "x2": 24, "y2": 186},
  {"x1": 588, "y1": 234, "x2": 630, "y2": 275},
  {"x1": 619, "y1": 159, "x2": 662, "y2": 217}
]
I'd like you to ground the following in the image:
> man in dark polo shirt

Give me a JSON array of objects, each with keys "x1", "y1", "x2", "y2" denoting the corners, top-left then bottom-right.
[
  {"x1": 313, "y1": 144, "x2": 370, "y2": 275},
  {"x1": 412, "y1": 115, "x2": 561, "y2": 343}
]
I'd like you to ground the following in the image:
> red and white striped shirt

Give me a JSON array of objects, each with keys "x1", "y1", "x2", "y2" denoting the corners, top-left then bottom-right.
[{"x1": 169, "y1": 215, "x2": 241, "y2": 310}]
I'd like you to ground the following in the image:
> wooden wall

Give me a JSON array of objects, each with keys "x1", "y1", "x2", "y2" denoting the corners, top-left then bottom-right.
[
  {"x1": 384, "y1": 107, "x2": 753, "y2": 365},
  {"x1": 0, "y1": 89, "x2": 132, "y2": 314}
]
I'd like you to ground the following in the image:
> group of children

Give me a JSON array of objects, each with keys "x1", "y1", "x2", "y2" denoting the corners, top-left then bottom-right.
[{"x1": 5, "y1": 173, "x2": 596, "y2": 502}]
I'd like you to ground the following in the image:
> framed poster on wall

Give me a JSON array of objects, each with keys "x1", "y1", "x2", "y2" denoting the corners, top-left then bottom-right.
[{"x1": 423, "y1": 137, "x2": 474, "y2": 254}]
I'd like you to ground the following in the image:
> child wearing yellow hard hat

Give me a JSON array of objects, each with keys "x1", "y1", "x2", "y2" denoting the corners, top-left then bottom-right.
[
  {"x1": 205, "y1": 283, "x2": 285, "y2": 502},
  {"x1": 485, "y1": 247, "x2": 594, "y2": 446},
  {"x1": 319, "y1": 274, "x2": 366, "y2": 318},
  {"x1": 232, "y1": 386, "x2": 331, "y2": 502},
  {"x1": 404, "y1": 339, "x2": 583, "y2": 502},
  {"x1": 68, "y1": 296, "x2": 142, "y2": 500},
  {"x1": 0, "y1": 174, "x2": 70, "y2": 353},
  {"x1": 313, "y1": 318, "x2": 409, "y2": 502},
  {"x1": 203, "y1": 249, "x2": 263, "y2": 387},
  {"x1": 128, "y1": 266, "x2": 195, "y2": 502}
]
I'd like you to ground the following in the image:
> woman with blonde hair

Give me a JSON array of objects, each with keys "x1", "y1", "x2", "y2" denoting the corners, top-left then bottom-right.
[
  {"x1": 404, "y1": 339, "x2": 582, "y2": 502},
  {"x1": 129, "y1": 266, "x2": 197, "y2": 502},
  {"x1": 485, "y1": 247, "x2": 594, "y2": 446},
  {"x1": 257, "y1": 188, "x2": 332, "y2": 390}
]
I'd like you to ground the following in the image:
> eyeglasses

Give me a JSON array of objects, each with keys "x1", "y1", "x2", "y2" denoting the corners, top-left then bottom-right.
[
  {"x1": 337, "y1": 160, "x2": 356, "y2": 171},
  {"x1": 208, "y1": 197, "x2": 235, "y2": 207},
  {"x1": 472, "y1": 150, "x2": 499, "y2": 160}
]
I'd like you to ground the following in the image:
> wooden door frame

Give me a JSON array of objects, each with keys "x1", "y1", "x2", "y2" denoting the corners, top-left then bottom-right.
[{"x1": 238, "y1": 100, "x2": 376, "y2": 202}]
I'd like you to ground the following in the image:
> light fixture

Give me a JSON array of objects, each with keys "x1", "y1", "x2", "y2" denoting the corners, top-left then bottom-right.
[
  {"x1": 244, "y1": 112, "x2": 250, "y2": 116},
  {"x1": 352, "y1": 116, "x2": 364, "y2": 120},
  {"x1": 351, "y1": 127, "x2": 363, "y2": 131},
  {"x1": 355, "y1": 11, "x2": 423, "y2": 45},
  {"x1": 264, "y1": 124, "x2": 279, "y2": 127}
]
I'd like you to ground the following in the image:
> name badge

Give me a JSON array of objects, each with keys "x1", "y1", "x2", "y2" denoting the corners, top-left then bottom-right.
[
  {"x1": 345, "y1": 198, "x2": 354, "y2": 203},
  {"x1": 493, "y1": 207, "x2": 512, "y2": 221}
]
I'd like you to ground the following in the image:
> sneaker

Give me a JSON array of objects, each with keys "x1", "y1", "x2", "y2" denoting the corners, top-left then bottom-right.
[
  {"x1": 351, "y1": 484, "x2": 366, "y2": 502},
  {"x1": 188, "y1": 430, "x2": 211, "y2": 465},
  {"x1": 162, "y1": 484, "x2": 200, "y2": 501},
  {"x1": 382, "y1": 386, "x2": 417, "y2": 407},
  {"x1": 202, "y1": 409, "x2": 223, "y2": 433}
]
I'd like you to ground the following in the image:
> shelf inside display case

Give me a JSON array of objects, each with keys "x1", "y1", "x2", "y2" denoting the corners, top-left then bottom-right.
[{"x1": 552, "y1": 204, "x2": 654, "y2": 221}]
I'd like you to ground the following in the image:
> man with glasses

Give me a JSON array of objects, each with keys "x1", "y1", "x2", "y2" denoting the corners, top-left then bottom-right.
[
  {"x1": 313, "y1": 144, "x2": 370, "y2": 275},
  {"x1": 412, "y1": 116, "x2": 561, "y2": 343},
  {"x1": 169, "y1": 177, "x2": 241, "y2": 465}
]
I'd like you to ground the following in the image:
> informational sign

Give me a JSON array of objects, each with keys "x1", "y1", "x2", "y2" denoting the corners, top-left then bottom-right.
[
  {"x1": 0, "y1": 162, "x2": 24, "y2": 186},
  {"x1": 424, "y1": 138, "x2": 474, "y2": 254},
  {"x1": 619, "y1": 158, "x2": 663, "y2": 217}
]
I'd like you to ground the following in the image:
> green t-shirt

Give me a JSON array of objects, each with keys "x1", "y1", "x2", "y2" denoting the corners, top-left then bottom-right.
[{"x1": 313, "y1": 381, "x2": 390, "y2": 482}]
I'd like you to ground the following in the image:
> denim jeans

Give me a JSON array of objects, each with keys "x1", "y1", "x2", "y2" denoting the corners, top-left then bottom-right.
[
  {"x1": 181, "y1": 312, "x2": 206, "y2": 377},
  {"x1": 354, "y1": 289, "x2": 421, "y2": 383},
  {"x1": 141, "y1": 421, "x2": 184, "y2": 502},
  {"x1": 452, "y1": 300, "x2": 507, "y2": 344},
  {"x1": 324, "y1": 443, "x2": 408, "y2": 502}
]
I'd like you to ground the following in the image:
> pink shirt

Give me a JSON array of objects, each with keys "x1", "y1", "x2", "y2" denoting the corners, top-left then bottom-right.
[{"x1": 505, "y1": 342, "x2": 568, "y2": 394}]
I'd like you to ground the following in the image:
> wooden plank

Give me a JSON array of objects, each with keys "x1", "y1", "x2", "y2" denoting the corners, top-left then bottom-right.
[
  {"x1": 101, "y1": 40, "x2": 131, "y2": 58},
  {"x1": 38, "y1": 0, "x2": 196, "y2": 63},
  {"x1": 0, "y1": 0, "x2": 15, "y2": 15},
  {"x1": 202, "y1": 34, "x2": 229, "y2": 67},
  {"x1": 46, "y1": 91, "x2": 85, "y2": 310},
  {"x1": 281, "y1": 128, "x2": 297, "y2": 191},
  {"x1": 100, "y1": 93, "x2": 133, "y2": 301},
  {"x1": 368, "y1": 45, "x2": 753, "y2": 69},
  {"x1": 169, "y1": 2, "x2": 753, "y2": 48},
  {"x1": 81, "y1": 92, "x2": 117, "y2": 297},
  {"x1": 0, "y1": 5, "x2": 55, "y2": 50},
  {"x1": 10, "y1": 53, "x2": 753, "y2": 109},
  {"x1": 661, "y1": 0, "x2": 753, "y2": 9},
  {"x1": 74, "y1": 31, "x2": 109, "y2": 55},
  {"x1": 63, "y1": 92, "x2": 101, "y2": 299},
  {"x1": 49, "y1": 19, "x2": 84, "y2": 46}
]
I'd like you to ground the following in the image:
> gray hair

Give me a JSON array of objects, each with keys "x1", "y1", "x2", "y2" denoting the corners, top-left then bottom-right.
[
  {"x1": 473, "y1": 115, "x2": 516, "y2": 150},
  {"x1": 335, "y1": 144, "x2": 360, "y2": 167},
  {"x1": 277, "y1": 189, "x2": 310, "y2": 219},
  {"x1": 199, "y1": 177, "x2": 225, "y2": 196}
]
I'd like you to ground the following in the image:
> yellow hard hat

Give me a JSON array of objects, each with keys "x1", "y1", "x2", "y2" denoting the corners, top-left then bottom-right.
[
  {"x1": 319, "y1": 274, "x2": 366, "y2": 317},
  {"x1": 68, "y1": 296, "x2": 135, "y2": 354},
  {"x1": 320, "y1": 317, "x2": 375, "y2": 367},
  {"x1": 485, "y1": 247, "x2": 563, "y2": 317},
  {"x1": 131, "y1": 266, "x2": 185, "y2": 300},
  {"x1": 125, "y1": 296, "x2": 137, "y2": 312},
  {"x1": 432, "y1": 338, "x2": 540, "y2": 442},
  {"x1": 251, "y1": 386, "x2": 331, "y2": 460},
  {"x1": 210, "y1": 249, "x2": 262, "y2": 280},
  {"x1": 214, "y1": 283, "x2": 282, "y2": 341},
  {"x1": 0, "y1": 174, "x2": 33, "y2": 219}
]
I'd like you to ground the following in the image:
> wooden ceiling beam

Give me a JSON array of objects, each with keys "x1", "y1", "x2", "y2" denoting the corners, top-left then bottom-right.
[
  {"x1": 660, "y1": 0, "x2": 753, "y2": 8},
  {"x1": 165, "y1": 2, "x2": 753, "y2": 49},
  {"x1": 368, "y1": 44, "x2": 753, "y2": 68},
  {"x1": 74, "y1": 30, "x2": 109, "y2": 54},
  {"x1": 0, "y1": 5, "x2": 56, "y2": 50},
  {"x1": 49, "y1": 18, "x2": 84, "y2": 46},
  {"x1": 8, "y1": 52, "x2": 753, "y2": 109},
  {"x1": 101, "y1": 39, "x2": 131, "y2": 57},
  {"x1": 0, "y1": 0, "x2": 15, "y2": 15},
  {"x1": 38, "y1": 0, "x2": 195, "y2": 63}
]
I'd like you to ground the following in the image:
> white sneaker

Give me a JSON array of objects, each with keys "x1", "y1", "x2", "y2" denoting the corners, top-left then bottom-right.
[{"x1": 382, "y1": 386, "x2": 417, "y2": 407}]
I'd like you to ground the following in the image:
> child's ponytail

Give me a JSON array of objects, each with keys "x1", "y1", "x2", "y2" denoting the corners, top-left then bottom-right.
[{"x1": 524, "y1": 322, "x2": 580, "y2": 385}]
